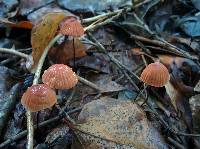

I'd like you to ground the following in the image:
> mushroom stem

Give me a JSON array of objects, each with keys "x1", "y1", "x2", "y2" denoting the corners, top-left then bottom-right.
[
  {"x1": 33, "y1": 34, "x2": 63, "y2": 84},
  {"x1": 26, "y1": 111, "x2": 34, "y2": 149},
  {"x1": 73, "y1": 38, "x2": 76, "y2": 69},
  {"x1": 26, "y1": 33, "x2": 64, "y2": 149},
  {"x1": 0, "y1": 47, "x2": 29, "y2": 59}
]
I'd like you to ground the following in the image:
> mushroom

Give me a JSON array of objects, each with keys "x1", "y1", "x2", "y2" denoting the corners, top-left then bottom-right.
[
  {"x1": 21, "y1": 84, "x2": 57, "y2": 112},
  {"x1": 140, "y1": 62, "x2": 170, "y2": 87},
  {"x1": 42, "y1": 64, "x2": 78, "y2": 89},
  {"x1": 59, "y1": 16, "x2": 84, "y2": 37},
  {"x1": 137, "y1": 62, "x2": 170, "y2": 102},
  {"x1": 59, "y1": 16, "x2": 84, "y2": 68}
]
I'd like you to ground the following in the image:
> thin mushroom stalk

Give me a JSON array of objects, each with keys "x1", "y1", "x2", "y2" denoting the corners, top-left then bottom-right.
[{"x1": 59, "y1": 16, "x2": 84, "y2": 70}]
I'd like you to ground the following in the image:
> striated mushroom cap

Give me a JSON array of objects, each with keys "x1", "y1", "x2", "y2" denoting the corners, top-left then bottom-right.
[
  {"x1": 140, "y1": 62, "x2": 170, "y2": 87},
  {"x1": 21, "y1": 84, "x2": 57, "y2": 112},
  {"x1": 42, "y1": 64, "x2": 78, "y2": 89},
  {"x1": 59, "y1": 16, "x2": 84, "y2": 37}
]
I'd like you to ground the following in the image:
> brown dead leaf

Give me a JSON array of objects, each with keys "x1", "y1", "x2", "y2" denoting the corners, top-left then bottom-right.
[
  {"x1": 0, "y1": 19, "x2": 33, "y2": 29},
  {"x1": 131, "y1": 48, "x2": 143, "y2": 55},
  {"x1": 48, "y1": 39, "x2": 86, "y2": 64},
  {"x1": 19, "y1": 0, "x2": 53, "y2": 15},
  {"x1": 31, "y1": 12, "x2": 66, "y2": 72},
  {"x1": 75, "y1": 53, "x2": 110, "y2": 73},
  {"x1": 27, "y1": 3, "x2": 75, "y2": 25},
  {"x1": 93, "y1": 75, "x2": 125, "y2": 92},
  {"x1": 74, "y1": 97, "x2": 168, "y2": 149},
  {"x1": 165, "y1": 65, "x2": 194, "y2": 130},
  {"x1": 169, "y1": 36, "x2": 199, "y2": 53},
  {"x1": 157, "y1": 54, "x2": 184, "y2": 69}
]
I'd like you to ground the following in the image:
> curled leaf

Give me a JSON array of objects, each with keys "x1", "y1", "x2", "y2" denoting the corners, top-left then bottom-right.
[{"x1": 31, "y1": 12, "x2": 66, "y2": 72}]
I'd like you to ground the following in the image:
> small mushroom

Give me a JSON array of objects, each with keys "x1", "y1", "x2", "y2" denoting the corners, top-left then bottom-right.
[
  {"x1": 59, "y1": 16, "x2": 84, "y2": 37},
  {"x1": 140, "y1": 62, "x2": 170, "y2": 87},
  {"x1": 42, "y1": 64, "x2": 78, "y2": 89},
  {"x1": 21, "y1": 84, "x2": 57, "y2": 112},
  {"x1": 59, "y1": 16, "x2": 84, "y2": 68},
  {"x1": 137, "y1": 62, "x2": 170, "y2": 103}
]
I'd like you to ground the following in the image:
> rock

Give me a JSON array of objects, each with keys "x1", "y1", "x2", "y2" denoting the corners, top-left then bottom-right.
[
  {"x1": 73, "y1": 97, "x2": 168, "y2": 149},
  {"x1": 57, "y1": 0, "x2": 132, "y2": 13}
]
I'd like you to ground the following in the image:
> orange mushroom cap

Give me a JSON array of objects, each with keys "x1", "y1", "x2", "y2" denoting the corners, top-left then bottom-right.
[
  {"x1": 140, "y1": 62, "x2": 170, "y2": 87},
  {"x1": 42, "y1": 64, "x2": 78, "y2": 89},
  {"x1": 21, "y1": 84, "x2": 57, "y2": 112},
  {"x1": 59, "y1": 16, "x2": 84, "y2": 37}
]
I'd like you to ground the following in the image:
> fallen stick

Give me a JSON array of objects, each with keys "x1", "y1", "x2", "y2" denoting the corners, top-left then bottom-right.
[{"x1": 0, "y1": 107, "x2": 82, "y2": 149}]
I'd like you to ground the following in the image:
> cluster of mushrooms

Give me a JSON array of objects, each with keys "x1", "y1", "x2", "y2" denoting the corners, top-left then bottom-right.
[
  {"x1": 21, "y1": 61, "x2": 170, "y2": 112},
  {"x1": 21, "y1": 16, "x2": 84, "y2": 112},
  {"x1": 21, "y1": 15, "x2": 170, "y2": 112},
  {"x1": 21, "y1": 64, "x2": 78, "y2": 112}
]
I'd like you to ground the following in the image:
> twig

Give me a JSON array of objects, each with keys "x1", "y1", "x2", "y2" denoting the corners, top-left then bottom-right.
[
  {"x1": 84, "y1": 7, "x2": 131, "y2": 32},
  {"x1": 130, "y1": 34, "x2": 188, "y2": 57},
  {"x1": 82, "y1": 10, "x2": 122, "y2": 24},
  {"x1": 130, "y1": 12, "x2": 196, "y2": 60},
  {"x1": 82, "y1": 0, "x2": 152, "y2": 24},
  {"x1": 167, "y1": 137, "x2": 185, "y2": 149},
  {"x1": 0, "y1": 107, "x2": 82, "y2": 149},
  {"x1": 77, "y1": 76, "x2": 103, "y2": 92},
  {"x1": 56, "y1": 104, "x2": 76, "y2": 124},
  {"x1": 0, "y1": 47, "x2": 29, "y2": 59},
  {"x1": 87, "y1": 32, "x2": 140, "y2": 81},
  {"x1": 26, "y1": 33, "x2": 63, "y2": 149},
  {"x1": 64, "y1": 87, "x2": 76, "y2": 108}
]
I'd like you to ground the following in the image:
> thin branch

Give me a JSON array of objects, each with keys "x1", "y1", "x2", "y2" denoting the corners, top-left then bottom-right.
[
  {"x1": 87, "y1": 32, "x2": 140, "y2": 80},
  {"x1": 0, "y1": 47, "x2": 29, "y2": 59},
  {"x1": 82, "y1": 0, "x2": 152, "y2": 24},
  {"x1": 130, "y1": 34, "x2": 188, "y2": 57},
  {"x1": 167, "y1": 137, "x2": 186, "y2": 149},
  {"x1": 77, "y1": 76, "x2": 103, "y2": 92}
]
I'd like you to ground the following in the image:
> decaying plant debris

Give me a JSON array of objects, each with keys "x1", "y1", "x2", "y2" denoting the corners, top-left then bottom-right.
[{"x1": 0, "y1": 0, "x2": 200, "y2": 148}]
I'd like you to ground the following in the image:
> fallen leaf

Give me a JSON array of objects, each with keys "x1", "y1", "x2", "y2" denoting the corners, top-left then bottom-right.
[
  {"x1": 31, "y1": 12, "x2": 66, "y2": 72},
  {"x1": 94, "y1": 75, "x2": 125, "y2": 92},
  {"x1": 75, "y1": 53, "x2": 110, "y2": 73},
  {"x1": 191, "y1": 0, "x2": 200, "y2": 10},
  {"x1": 49, "y1": 39, "x2": 86, "y2": 64},
  {"x1": 169, "y1": 36, "x2": 200, "y2": 53},
  {"x1": 165, "y1": 65, "x2": 194, "y2": 129},
  {"x1": 19, "y1": 0, "x2": 53, "y2": 15},
  {"x1": 45, "y1": 124, "x2": 72, "y2": 148},
  {"x1": 0, "y1": 19, "x2": 33, "y2": 29},
  {"x1": 131, "y1": 48, "x2": 143, "y2": 55},
  {"x1": 176, "y1": 16, "x2": 200, "y2": 37},
  {"x1": 27, "y1": 3, "x2": 74, "y2": 24},
  {"x1": 74, "y1": 97, "x2": 168, "y2": 149},
  {"x1": 157, "y1": 54, "x2": 184, "y2": 69},
  {"x1": 0, "y1": 84, "x2": 20, "y2": 136}
]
